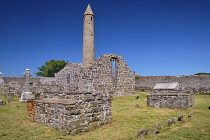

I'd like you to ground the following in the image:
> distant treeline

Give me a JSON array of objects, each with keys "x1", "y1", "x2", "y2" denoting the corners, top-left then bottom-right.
[{"x1": 194, "y1": 73, "x2": 210, "y2": 75}]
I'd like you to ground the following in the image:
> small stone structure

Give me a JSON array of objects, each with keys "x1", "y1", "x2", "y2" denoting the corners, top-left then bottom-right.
[
  {"x1": 28, "y1": 92, "x2": 112, "y2": 135},
  {"x1": 147, "y1": 82, "x2": 194, "y2": 109}
]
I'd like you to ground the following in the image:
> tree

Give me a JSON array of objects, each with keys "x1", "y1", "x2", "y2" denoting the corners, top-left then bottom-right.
[
  {"x1": 194, "y1": 72, "x2": 210, "y2": 75},
  {"x1": 35, "y1": 59, "x2": 68, "y2": 77}
]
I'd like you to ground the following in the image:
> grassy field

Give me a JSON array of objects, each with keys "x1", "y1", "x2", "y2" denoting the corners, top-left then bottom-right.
[{"x1": 0, "y1": 92, "x2": 210, "y2": 140}]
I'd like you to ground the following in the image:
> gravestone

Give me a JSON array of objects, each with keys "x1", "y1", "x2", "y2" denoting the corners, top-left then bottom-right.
[{"x1": 20, "y1": 68, "x2": 33, "y2": 102}]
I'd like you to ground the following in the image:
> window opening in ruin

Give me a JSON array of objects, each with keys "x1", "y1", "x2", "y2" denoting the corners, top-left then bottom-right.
[
  {"x1": 179, "y1": 83, "x2": 183, "y2": 90},
  {"x1": 111, "y1": 57, "x2": 118, "y2": 79},
  {"x1": 91, "y1": 16, "x2": 93, "y2": 21},
  {"x1": 112, "y1": 60, "x2": 116, "y2": 72}
]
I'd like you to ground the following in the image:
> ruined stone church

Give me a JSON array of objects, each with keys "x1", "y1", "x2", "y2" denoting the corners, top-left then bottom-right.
[{"x1": 54, "y1": 5, "x2": 135, "y2": 96}]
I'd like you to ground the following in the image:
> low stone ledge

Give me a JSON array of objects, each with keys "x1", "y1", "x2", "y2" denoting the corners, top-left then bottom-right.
[{"x1": 33, "y1": 98, "x2": 77, "y2": 105}]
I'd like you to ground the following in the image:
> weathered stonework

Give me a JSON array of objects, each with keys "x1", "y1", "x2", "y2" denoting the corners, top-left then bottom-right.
[
  {"x1": 147, "y1": 93, "x2": 194, "y2": 109},
  {"x1": 55, "y1": 54, "x2": 135, "y2": 96},
  {"x1": 136, "y1": 75, "x2": 210, "y2": 94},
  {"x1": 1, "y1": 77, "x2": 58, "y2": 96},
  {"x1": 28, "y1": 92, "x2": 112, "y2": 135}
]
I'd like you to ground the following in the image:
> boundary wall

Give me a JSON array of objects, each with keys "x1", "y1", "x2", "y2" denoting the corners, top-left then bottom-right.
[{"x1": 135, "y1": 75, "x2": 210, "y2": 93}]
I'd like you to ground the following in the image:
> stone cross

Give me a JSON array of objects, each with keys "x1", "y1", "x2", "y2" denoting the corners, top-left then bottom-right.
[
  {"x1": 22, "y1": 68, "x2": 32, "y2": 92},
  {"x1": 20, "y1": 68, "x2": 33, "y2": 102},
  {"x1": 0, "y1": 72, "x2": 3, "y2": 84}
]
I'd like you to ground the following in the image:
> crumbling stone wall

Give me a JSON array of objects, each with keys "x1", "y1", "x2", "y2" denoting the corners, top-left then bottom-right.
[
  {"x1": 1, "y1": 77, "x2": 59, "y2": 96},
  {"x1": 136, "y1": 75, "x2": 210, "y2": 94},
  {"x1": 147, "y1": 94, "x2": 194, "y2": 109},
  {"x1": 30, "y1": 92, "x2": 112, "y2": 135},
  {"x1": 2, "y1": 77, "x2": 40, "y2": 96},
  {"x1": 55, "y1": 54, "x2": 135, "y2": 96}
]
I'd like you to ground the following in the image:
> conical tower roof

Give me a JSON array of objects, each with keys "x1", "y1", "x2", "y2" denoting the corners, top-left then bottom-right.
[{"x1": 84, "y1": 4, "x2": 94, "y2": 15}]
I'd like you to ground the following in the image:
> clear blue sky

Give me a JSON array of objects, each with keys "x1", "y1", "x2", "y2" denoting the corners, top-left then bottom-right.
[{"x1": 0, "y1": 0, "x2": 210, "y2": 77}]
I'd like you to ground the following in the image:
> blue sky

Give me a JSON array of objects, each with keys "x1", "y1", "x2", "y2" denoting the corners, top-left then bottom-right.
[{"x1": 0, "y1": 0, "x2": 209, "y2": 77}]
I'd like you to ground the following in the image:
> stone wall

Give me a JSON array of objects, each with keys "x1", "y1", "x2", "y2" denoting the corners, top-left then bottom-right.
[
  {"x1": 136, "y1": 75, "x2": 210, "y2": 94},
  {"x1": 2, "y1": 74, "x2": 210, "y2": 95},
  {"x1": 2, "y1": 77, "x2": 40, "y2": 86},
  {"x1": 2, "y1": 77, "x2": 56, "y2": 86},
  {"x1": 29, "y1": 92, "x2": 112, "y2": 135},
  {"x1": 2, "y1": 77, "x2": 40, "y2": 96},
  {"x1": 55, "y1": 54, "x2": 135, "y2": 96},
  {"x1": 147, "y1": 94, "x2": 194, "y2": 109},
  {"x1": 1, "y1": 77, "x2": 59, "y2": 96}
]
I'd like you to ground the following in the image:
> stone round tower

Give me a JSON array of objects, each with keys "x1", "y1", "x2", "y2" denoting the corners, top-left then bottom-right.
[{"x1": 83, "y1": 4, "x2": 95, "y2": 68}]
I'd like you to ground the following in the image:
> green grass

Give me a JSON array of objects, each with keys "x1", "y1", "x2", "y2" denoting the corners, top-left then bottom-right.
[{"x1": 0, "y1": 92, "x2": 210, "y2": 140}]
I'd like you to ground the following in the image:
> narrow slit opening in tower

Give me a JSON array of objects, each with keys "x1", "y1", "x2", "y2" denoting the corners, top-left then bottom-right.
[
  {"x1": 67, "y1": 74, "x2": 70, "y2": 83},
  {"x1": 67, "y1": 74, "x2": 71, "y2": 92}
]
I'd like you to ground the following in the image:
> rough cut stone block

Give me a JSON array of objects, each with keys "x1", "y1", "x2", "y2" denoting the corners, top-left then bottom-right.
[
  {"x1": 137, "y1": 128, "x2": 148, "y2": 138},
  {"x1": 178, "y1": 114, "x2": 183, "y2": 121}
]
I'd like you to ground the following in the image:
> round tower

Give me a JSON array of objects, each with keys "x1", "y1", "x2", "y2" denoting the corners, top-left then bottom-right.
[{"x1": 83, "y1": 4, "x2": 95, "y2": 68}]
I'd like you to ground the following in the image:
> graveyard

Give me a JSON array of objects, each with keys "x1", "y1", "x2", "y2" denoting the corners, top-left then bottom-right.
[
  {"x1": 0, "y1": 92, "x2": 210, "y2": 139},
  {"x1": 1, "y1": 2, "x2": 210, "y2": 139}
]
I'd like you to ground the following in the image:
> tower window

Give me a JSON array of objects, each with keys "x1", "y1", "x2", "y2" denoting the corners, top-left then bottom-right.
[
  {"x1": 67, "y1": 74, "x2": 70, "y2": 83},
  {"x1": 91, "y1": 16, "x2": 93, "y2": 21}
]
